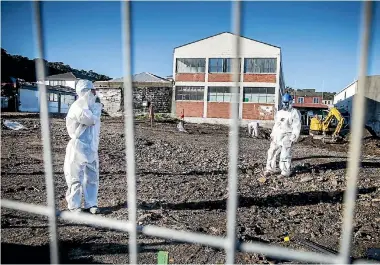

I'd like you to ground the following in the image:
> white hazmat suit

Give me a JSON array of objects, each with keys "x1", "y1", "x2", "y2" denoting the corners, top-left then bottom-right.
[
  {"x1": 248, "y1": 121, "x2": 259, "y2": 137},
  {"x1": 63, "y1": 79, "x2": 102, "y2": 213},
  {"x1": 265, "y1": 104, "x2": 301, "y2": 177}
]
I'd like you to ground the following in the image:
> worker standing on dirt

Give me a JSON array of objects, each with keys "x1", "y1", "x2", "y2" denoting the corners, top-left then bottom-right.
[
  {"x1": 264, "y1": 93, "x2": 301, "y2": 177},
  {"x1": 248, "y1": 121, "x2": 259, "y2": 138},
  {"x1": 63, "y1": 79, "x2": 102, "y2": 214}
]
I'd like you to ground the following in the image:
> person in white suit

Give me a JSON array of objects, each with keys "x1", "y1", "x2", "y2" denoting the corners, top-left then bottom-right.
[
  {"x1": 63, "y1": 79, "x2": 102, "y2": 213},
  {"x1": 264, "y1": 93, "x2": 301, "y2": 177},
  {"x1": 248, "y1": 121, "x2": 259, "y2": 138}
]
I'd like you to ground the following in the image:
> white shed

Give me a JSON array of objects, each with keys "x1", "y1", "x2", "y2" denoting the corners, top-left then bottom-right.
[{"x1": 19, "y1": 84, "x2": 76, "y2": 114}]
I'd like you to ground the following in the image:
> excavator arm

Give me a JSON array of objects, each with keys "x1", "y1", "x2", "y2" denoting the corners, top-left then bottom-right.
[{"x1": 321, "y1": 107, "x2": 345, "y2": 138}]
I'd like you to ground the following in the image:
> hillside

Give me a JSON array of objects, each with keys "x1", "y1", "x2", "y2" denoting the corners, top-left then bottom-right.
[{"x1": 1, "y1": 48, "x2": 111, "y2": 82}]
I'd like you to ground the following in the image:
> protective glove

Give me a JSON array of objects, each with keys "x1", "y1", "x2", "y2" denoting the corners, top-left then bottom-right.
[{"x1": 290, "y1": 134, "x2": 297, "y2": 143}]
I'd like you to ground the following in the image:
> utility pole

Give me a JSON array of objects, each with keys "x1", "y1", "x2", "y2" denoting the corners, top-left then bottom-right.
[{"x1": 322, "y1": 80, "x2": 325, "y2": 102}]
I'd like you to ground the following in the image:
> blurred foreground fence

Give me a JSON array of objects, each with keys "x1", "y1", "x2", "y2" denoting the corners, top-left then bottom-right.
[{"x1": 1, "y1": 0, "x2": 376, "y2": 264}]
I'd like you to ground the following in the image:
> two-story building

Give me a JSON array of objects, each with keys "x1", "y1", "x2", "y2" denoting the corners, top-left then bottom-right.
[
  {"x1": 291, "y1": 88, "x2": 335, "y2": 127},
  {"x1": 172, "y1": 32, "x2": 285, "y2": 125}
]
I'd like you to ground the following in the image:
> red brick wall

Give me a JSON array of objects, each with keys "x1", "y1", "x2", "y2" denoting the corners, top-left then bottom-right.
[
  {"x1": 243, "y1": 74, "x2": 276, "y2": 83},
  {"x1": 176, "y1": 101, "x2": 204, "y2": 117},
  {"x1": 208, "y1": 74, "x2": 241, "y2": 82},
  {"x1": 207, "y1": 102, "x2": 233, "y2": 118},
  {"x1": 242, "y1": 103, "x2": 275, "y2": 120},
  {"x1": 294, "y1": 95, "x2": 322, "y2": 104},
  {"x1": 176, "y1": 73, "x2": 205, "y2": 82}
]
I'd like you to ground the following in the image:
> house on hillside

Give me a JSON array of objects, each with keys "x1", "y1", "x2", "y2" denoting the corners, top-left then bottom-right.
[
  {"x1": 38, "y1": 72, "x2": 95, "y2": 90},
  {"x1": 334, "y1": 75, "x2": 380, "y2": 136},
  {"x1": 172, "y1": 32, "x2": 286, "y2": 125},
  {"x1": 94, "y1": 72, "x2": 173, "y2": 116}
]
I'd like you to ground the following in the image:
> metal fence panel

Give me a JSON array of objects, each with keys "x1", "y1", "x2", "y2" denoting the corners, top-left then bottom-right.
[{"x1": 0, "y1": 1, "x2": 374, "y2": 264}]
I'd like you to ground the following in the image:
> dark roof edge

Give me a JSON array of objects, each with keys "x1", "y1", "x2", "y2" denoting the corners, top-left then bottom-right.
[{"x1": 174, "y1": 32, "x2": 281, "y2": 50}]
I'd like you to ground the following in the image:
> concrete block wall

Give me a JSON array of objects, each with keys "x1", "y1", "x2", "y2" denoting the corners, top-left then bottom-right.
[
  {"x1": 133, "y1": 86, "x2": 172, "y2": 113},
  {"x1": 97, "y1": 86, "x2": 172, "y2": 116},
  {"x1": 97, "y1": 88, "x2": 122, "y2": 115}
]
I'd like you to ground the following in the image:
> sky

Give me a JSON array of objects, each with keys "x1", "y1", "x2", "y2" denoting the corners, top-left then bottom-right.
[{"x1": 1, "y1": 1, "x2": 379, "y2": 93}]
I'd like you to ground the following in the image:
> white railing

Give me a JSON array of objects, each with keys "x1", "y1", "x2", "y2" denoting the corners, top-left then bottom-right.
[{"x1": 1, "y1": 0, "x2": 375, "y2": 264}]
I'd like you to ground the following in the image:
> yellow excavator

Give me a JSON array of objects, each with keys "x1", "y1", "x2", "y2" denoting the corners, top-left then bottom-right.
[{"x1": 309, "y1": 107, "x2": 349, "y2": 143}]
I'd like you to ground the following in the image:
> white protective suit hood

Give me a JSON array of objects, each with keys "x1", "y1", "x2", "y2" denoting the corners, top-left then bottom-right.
[{"x1": 75, "y1": 79, "x2": 97, "y2": 111}]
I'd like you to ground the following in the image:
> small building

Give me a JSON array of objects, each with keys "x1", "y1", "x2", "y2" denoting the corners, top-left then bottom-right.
[
  {"x1": 38, "y1": 72, "x2": 94, "y2": 90},
  {"x1": 94, "y1": 72, "x2": 173, "y2": 117},
  {"x1": 334, "y1": 75, "x2": 380, "y2": 136},
  {"x1": 19, "y1": 84, "x2": 76, "y2": 114},
  {"x1": 172, "y1": 32, "x2": 286, "y2": 125}
]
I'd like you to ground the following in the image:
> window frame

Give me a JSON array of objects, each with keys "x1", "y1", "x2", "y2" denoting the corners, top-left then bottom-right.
[
  {"x1": 176, "y1": 58, "x2": 206, "y2": 73},
  {"x1": 48, "y1": 92, "x2": 59, "y2": 102},
  {"x1": 244, "y1": 58, "x2": 277, "y2": 74},
  {"x1": 208, "y1": 86, "x2": 239, "y2": 103},
  {"x1": 243, "y1": 87, "x2": 275, "y2": 104},
  {"x1": 297, "y1": 97, "x2": 305, "y2": 104},
  {"x1": 313, "y1": 97, "x2": 320, "y2": 104},
  {"x1": 208, "y1": 58, "x2": 241, "y2": 73},
  {"x1": 175, "y1": 86, "x2": 205, "y2": 101}
]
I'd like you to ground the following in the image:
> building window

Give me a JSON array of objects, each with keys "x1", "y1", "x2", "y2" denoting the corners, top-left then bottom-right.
[
  {"x1": 48, "y1": 93, "x2": 58, "y2": 102},
  {"x1": 175, "y1": 86, "x2": 204, "y2": 101},
  {"x1": 297, "y1": 97, "x2": 304, "y2": 104},
  {"x1": 208, "y1": 58, "x2": 241, "y2": 73},
  {"x1": 208, "y1": 87, "x2": 239, "y2": 102},
  {"x1": 61, "y1": 94, "x2": 75, "y2": 105},
  {"x1": 176, "y1": 58, "x2": 206, "y2": 73},
  {"x1": 243, "y1": 87, "x2": 275, "y2": 103},
  {"x1": 313, "y1": 97, "x2": 320, "y2": 104},
  {"x1": 244, "y1": 58, "x2": 277, "y2": 73}
]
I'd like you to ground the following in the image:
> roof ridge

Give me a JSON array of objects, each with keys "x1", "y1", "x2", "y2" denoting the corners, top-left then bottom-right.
[{"x1": 174, "y1": 32, "x2": 280, "y2": 50}]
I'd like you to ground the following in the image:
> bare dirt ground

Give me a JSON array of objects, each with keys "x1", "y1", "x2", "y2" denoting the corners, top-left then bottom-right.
[{"x1": 1, "y1": 112, "x2": 380, "y2": 264}]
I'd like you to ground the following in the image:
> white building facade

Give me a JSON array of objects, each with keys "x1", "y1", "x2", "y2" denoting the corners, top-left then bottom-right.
[
  {"x1": 172, "y1": 32, "x2": 285, "y2": 125},
  {"x1": 334, "y1": 75, "x2": 380, "y2": 136}
]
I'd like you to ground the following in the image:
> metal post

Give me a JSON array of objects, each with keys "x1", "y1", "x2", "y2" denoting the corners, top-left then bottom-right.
[
  {"x1": 338, "y1": 1, "x2": 373, "y2": 263},
  {"x1": 32, "y1": 1, "x2": 59, "y2": 264},
  {"x1": 121, "y1": 1, "x2": 138, "y2": 264},
  {"x1": 225, "y1": 0, "x2": 241, "y2": 264}
]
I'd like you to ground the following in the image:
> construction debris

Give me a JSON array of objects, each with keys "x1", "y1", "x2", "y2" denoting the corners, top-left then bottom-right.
[
  {"x1": 177, "y1": 120, "x2": 187, "y2": 133},
  {"x1": 3, "y1": 120, "x2": 25, "y2": 130}
]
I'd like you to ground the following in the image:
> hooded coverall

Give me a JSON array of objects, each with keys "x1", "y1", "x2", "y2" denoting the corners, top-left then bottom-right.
[
  {"x1": 265, "y1": 106, "x2": 301, "y2": 177},
  {"x1": 63, "y1": 79, "x2": 102, "y2": 211},
  {"x1": 248, "y1": 121, "x2": 259, "y2": 137}
]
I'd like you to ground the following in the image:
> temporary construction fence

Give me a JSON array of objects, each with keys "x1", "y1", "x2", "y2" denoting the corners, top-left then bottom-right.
[{"x1": 0, "y1": 0, "x2": 377, "y2": 264}]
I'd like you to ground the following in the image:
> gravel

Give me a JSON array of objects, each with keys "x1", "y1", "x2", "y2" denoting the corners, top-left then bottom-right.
[{"x1": 1, "y1": 113, "x2": 380, "y2": 264}]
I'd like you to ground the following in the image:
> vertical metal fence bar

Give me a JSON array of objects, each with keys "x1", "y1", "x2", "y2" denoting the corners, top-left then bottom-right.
[
  {"x1": 225, "y1": 0, "x2": 241, "y2": 264},
  {"x1": 121, "y1": 1, "x2": 138, "y2": 264},
  {"x1": 338, "y1": 1, "x2": 373, "y2": 263},
  {"x1": 32, "y1": 1, "x2": 60, "y2": 264}
]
